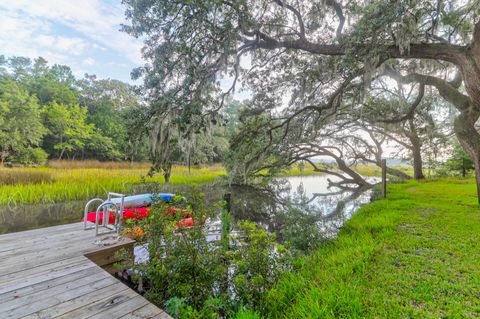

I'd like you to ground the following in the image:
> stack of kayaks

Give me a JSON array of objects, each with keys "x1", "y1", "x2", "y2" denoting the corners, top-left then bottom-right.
[{"x1": 83, "y1": 193, "x2": 195, "y2": 225}]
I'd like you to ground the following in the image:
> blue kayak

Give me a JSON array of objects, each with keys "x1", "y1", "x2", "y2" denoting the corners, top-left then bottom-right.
[{"x1": 110, "y1": 193, "x2": 175, "y2": 208}]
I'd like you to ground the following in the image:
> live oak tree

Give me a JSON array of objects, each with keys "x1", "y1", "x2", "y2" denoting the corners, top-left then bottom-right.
[
  {"x1": 122, "y1": 0, "x2": 480, "y2": 202},
  {"x1": 359, "y1": 78, "x2": 451, "y2": 180}
]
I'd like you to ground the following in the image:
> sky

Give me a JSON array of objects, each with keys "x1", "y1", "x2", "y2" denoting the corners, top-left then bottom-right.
[{"x1": 0, "y1": 0, "x2": 143, "y2": 83}]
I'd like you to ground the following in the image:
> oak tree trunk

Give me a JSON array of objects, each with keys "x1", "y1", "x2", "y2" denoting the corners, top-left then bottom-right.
[
  {"x1": 411, "y1": 141, "x2": 424, "y2": 180},
  {"x1": 406, "y1": 118, "x2": 425, "y2": 180},
  {"x1": 163, "y1": 162, "x2": 172, "y2": 185},
  {"x1": 454, "y1": 112, "x2": 480, "y2": 205}
]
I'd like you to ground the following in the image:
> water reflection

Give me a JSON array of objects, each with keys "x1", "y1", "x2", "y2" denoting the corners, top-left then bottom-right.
[
  {"x1": 0, "y1": 175, "x2": 376, "y2": 237},
  {"x1": 228, "y1": 175, "x2": 376, "y2": 245}
]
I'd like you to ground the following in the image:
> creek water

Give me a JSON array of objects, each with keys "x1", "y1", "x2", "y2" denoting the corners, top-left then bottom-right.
[{"x1": 0, "y1": 174, "x2": 376, "y2": 237}]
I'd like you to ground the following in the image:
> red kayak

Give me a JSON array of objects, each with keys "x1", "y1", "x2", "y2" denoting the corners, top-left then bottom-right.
[
  {"x1": 83, "y1": 207, "x2": 194, "y2": 227},
  {"x1": 83, "y1": 207, "x2": 150, "y2": 224}
]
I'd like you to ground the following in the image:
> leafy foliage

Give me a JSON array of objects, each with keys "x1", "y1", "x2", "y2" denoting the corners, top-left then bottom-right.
[
  {"x1": 0, "y1": 78, "x2": 46, "y2": 164},
  {"x1": 0, "y1": 55, "x2": 228, "y2": 166},
  {"x1": 439, "y1": 141, "x2": 474, "y2": 177},
  {"x1": 121, "y1": 190, "x2": 292, "y2": 317}
]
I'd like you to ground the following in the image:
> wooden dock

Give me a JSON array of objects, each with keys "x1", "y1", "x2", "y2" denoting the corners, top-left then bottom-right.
[{"x1": 0, "y1": 222, "x2": 171, "y2": 319}]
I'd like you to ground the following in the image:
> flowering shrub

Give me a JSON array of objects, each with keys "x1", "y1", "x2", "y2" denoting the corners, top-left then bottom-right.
[{"x1": 120, "y1": 189, "x2": 292, "y2": 318}]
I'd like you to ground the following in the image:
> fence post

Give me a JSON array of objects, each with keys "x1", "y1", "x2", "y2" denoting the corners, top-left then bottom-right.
[{"x1": 381, "y1": 159, "x2": 387, "y2": 198}]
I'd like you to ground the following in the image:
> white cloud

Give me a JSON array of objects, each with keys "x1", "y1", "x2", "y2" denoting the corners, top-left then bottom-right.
[
  {"x1": 35, "y1": 35, "x2": 87, "y2": 55},
  {"x1": 0, "y1": 0, "x2": 145, "y2": 83},
  {"x1": 0, "y1": 0, "x2": 144, "y2": 65},
  {"x1": 82, "y1": 57, "x2": 96, "y2": 66},
  {"x1": 0, "y1": 11, "x2": 49, "y2": 57}
]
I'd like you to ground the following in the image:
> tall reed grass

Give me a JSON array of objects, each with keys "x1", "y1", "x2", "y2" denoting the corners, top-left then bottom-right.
[
  {"x1": 0, "y1": 164, "x2": 225, "y2": 205},
  {"x1": 0, "y1": 168, "x2": 56, "y2": 185},
  {"x1": 47, "y1": 160, "x2": 152, "y2": 169},
  {"x1": 0, "y1": 160, "x2": 326, "y2": 205}
]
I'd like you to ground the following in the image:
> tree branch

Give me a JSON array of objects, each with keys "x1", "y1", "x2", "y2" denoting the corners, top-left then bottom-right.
[
  {"x1": 377, "y1": 82, "x2": 425, "y2": 123},
  {"x1": 273, "y1": 0, "x2": 305, "y2": 38},
  {"x1": 251, "y1": 31, "x2": 466, "y2": 64},
  {"x1": 383, "y1": 65, "x2": 471, "y2": 111},
  {"x1": 325, "y1": 0, "x2": 345, "y2": 39}
]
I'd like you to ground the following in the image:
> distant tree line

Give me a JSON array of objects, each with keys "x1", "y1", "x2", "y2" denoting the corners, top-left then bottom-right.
[
  {"x1": 0, "y1": 55, "x2": 227, "y2": 168},
  {"x1": 0, "y1": 56, "x2": 231, "y2": 170},
  {"x1": 0, "y1": 55, "x2": 152, "y2": 165}
]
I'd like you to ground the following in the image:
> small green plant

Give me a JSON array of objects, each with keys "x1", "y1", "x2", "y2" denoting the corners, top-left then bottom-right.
[
  {"x1": 231, "y1": 221, "x2": 291, "y2": 312},
  {"x1": 277, "y1": 205, "x2": 326, "y2": 254}
]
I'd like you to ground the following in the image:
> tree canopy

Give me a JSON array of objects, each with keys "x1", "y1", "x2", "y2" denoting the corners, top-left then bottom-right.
[
  {"x1": 0, "y1": 55, "x2": 230, "y2": 167},
  {"x1": 122, "y1": 0, "x2": 480, "y2": 200},
  {"x1": 0, "y1": 56, "x2": 148, "y2": 163}
]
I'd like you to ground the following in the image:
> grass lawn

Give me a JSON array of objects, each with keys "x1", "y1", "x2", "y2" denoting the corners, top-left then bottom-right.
[{"x1": 265, "y1": 178, "x2": 480, "y2": 318}]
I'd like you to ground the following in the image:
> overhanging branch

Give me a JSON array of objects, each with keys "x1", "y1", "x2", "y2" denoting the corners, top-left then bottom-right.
[{"x1": 383, "y1": 65, "x2": 471, "y2": 111}]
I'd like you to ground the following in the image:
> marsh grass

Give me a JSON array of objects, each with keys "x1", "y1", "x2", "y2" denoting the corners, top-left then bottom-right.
[
  {"x1": 0, "y1": 164, "x2": 225, "y2": 205},
  {"x1": 355, "y1": 164, "x2": 413, "y2": 177},
  {"x1": 280, "y1": 163, "x2": 323, "y2": 176},
  {"x1": 265, "y1": 178, "x2": 480, "y2": 318},
  {"x1": 0, "y1": 168, "x2": 56, "y2": 185},
  {"x1": 47, "y1": 159, "x2": 152, "y2": 169}
]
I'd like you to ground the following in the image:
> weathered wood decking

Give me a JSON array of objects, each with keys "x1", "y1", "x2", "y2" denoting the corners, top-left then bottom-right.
[{"x1": 0, "y1": 222, "x2": 171, "y2": 319}]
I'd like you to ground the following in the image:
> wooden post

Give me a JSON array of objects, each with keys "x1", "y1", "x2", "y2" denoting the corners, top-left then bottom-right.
[
  {"x1": 381, "y1": 159, "x2": 387, "y2": 198},
  {"x1": 223, "y1": 193, "x2": 231, "y2": 212}
]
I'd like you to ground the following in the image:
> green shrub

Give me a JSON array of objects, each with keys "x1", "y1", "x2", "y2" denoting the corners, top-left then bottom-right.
[
  {"x1": 277, "y1": 206, "x2": 326, "y2": 253},
  {"x1": 123, "y1": 190, "x2": 291, "y2": 318},
  {"x1": 231, "y1": 221, "x2": 290, "y2": 312},
  {"x1": 10, "y1": 147, "x2": 48, "y2": 165}
]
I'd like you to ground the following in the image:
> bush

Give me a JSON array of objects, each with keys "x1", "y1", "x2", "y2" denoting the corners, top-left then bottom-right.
[
  {"x1": 277, "y1": 206, "x2": 326, "y2": 254},
  {"x1": 122, "y1": 190, "x2": 292, "y2": 318},
  {"x1": 29, "y1": 148, "x2": 48, "y2": 165},
  {"x1": 231, "y1": 221, "x2": 290, "y2": 312},
  {"x1": 9, "y1": 147, "x2": 48, "y2": 165}
]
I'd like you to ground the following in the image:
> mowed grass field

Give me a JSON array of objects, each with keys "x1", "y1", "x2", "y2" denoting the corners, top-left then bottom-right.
[
  {"x1": 265, "y1": 178, "x2": 480, "y2": 318},
  {"x1": 0, "y1": 161, "x2": 225, "y2": 205}
]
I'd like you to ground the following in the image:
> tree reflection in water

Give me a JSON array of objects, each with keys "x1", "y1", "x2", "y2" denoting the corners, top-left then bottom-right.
[
  {"x1": 0, "y1": 175, "x2": 375, "y2": 244},
  {"x1": 227, "y1": 175, "x2": 375, "y2": 252}
]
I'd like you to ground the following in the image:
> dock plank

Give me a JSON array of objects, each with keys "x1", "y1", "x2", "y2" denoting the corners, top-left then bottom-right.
[
  {"x1": 55, "y1": 287, "x2": 134, "y2": 319},
  {"x1": 119, "y1": 304, "x2": 171, "y2": 319},
  {"x1": 0, "y1": 257, "x2": 92, "y2": 293},
  {"x1": 22, "y1": 282, "x2": 130, "y2": 319},
  {"x1": 4, "y1": 276, "x2": 116, "y2": 318},
  {"x1": 0, "y1": 266, "x2": 97, "y2": 305},
  {"x1": 88, "y1": 295, "x2": 150, "y2": 319},
  {"x1": 0, "y1": 223, "x2": 170, "y2": 319}
]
